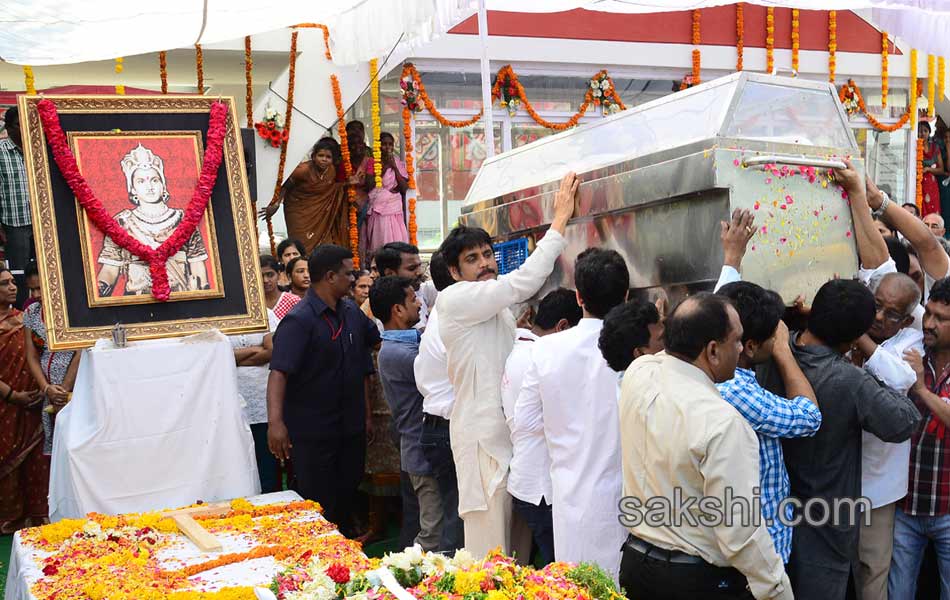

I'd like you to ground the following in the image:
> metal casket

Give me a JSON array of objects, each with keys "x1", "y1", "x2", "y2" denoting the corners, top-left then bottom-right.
[{"x1": 459, "y1": 72, "x2": 861, "y2": 306}]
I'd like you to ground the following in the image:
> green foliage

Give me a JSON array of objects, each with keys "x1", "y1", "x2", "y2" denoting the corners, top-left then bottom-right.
[{"x1": 565, "y1": 563, "x2": 625, "y2": 600}]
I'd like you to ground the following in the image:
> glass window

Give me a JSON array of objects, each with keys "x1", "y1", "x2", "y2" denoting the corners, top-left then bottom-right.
[{"x1": 858, "y1": 127, "x2": 907, "y2": 203}]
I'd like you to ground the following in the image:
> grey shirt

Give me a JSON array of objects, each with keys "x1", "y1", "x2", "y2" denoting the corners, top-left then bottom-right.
[
  {"x1": 758, "y1": 336, "x2": 921, "y2": 572},
  {"x1": 378, "y1": 337, "x2": 431, "y2": 476}
]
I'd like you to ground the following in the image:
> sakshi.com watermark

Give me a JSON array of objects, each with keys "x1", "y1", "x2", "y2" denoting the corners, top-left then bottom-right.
[{"x1": 618, "y1": 487, "x2": 872, "y2": 529}]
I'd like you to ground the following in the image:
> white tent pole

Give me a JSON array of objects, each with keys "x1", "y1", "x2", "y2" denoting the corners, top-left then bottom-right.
[{"x1": 477, "y1": 0, "x2": 496, "y2": 157}]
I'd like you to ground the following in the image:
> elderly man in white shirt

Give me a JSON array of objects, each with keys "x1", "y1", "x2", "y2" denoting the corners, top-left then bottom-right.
[
  {"x1": 619, "y1": 293, "x2": 792, "y2": 600},
  {"x1": 501, "y1": 287, "x2": 581, "y2": 565},
  {"x1": 435, "y1": 172, "x2": 578, "y2": 557},
  {"x1": 512, "y1": 248, "x2": 631, "y2": 577}
]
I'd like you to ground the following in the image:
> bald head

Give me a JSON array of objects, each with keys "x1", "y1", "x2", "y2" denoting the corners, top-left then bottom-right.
[
  {"x1": 664, "y1": 292, "x2": 742, "y2": 382},
  {"x1": 925, "y1": 213, "x2": 946, "y2": 237},
  {"x1": 880, "y1": 272, "x2": 921, "y2": 312},
  {"x1": 868, "y1": 272, "x2": 920, "y2": 343}
]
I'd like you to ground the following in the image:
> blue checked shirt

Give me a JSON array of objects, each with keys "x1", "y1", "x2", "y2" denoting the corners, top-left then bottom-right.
[
  {"x1": 0, "y1": 138, "x2": 30, "y2": 227},
  {"x1": 717, "y1": 367, "x2": 822, "y2": 562}
]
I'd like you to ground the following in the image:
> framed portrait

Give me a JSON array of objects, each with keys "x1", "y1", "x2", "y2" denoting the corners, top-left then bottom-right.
[{"x1": 19, "y1": 95, "x2": 268, "y2": 350}]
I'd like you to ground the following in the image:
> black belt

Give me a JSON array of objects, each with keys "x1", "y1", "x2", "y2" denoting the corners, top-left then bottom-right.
[
  {"x1": 624, "y1": 534, "x2": 705, "y2": 565},
  {"x1": 422, "y1": 413, "x2": 449, "y2": 427}
]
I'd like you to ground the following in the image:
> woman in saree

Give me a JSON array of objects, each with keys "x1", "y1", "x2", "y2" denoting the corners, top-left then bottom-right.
[
  {"x1": 261, "y1": 138, "x2": 358, "y2": 256},
  {"x1": 365, "y1": 132, "x2": 410, "y2": 252},
  {"x1": 920, "y1": 120, "x2": 946, "y2": 217},
  {"x1": 0, "y1": 267, "x2": 47, "y2": 533}
]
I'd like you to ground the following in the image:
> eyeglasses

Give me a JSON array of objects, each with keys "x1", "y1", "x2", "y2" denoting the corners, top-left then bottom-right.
[{"x1": 874, "y1": 300, "x2": 908, "y2": 325}]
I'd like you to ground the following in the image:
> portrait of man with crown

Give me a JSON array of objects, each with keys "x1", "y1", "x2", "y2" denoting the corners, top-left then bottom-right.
[{"x1": 69, "y1": 133, "x2": 224, "y2": 305}]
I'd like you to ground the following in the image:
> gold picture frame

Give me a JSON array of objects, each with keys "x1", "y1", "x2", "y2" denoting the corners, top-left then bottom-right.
[{"x1": 19, "y1": 95, "x2": 267, "y2": 350}]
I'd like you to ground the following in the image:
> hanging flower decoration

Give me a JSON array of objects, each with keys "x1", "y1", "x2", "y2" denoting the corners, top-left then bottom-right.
[
  {"x1": 23, "y1": 66, "x2": 36, "y2": 95},
  {"x1": 589, "y1": 72, "x2": 625, "y2": 115},
  {"x1": 828, "y1": 11, "x2": 837, "y2": 83},
  {"x1": 37, "y1": 99, "x2": 228, "y2": 302},
  {"x1": 917, "y1": 138, "x2": 925, "y2": 212},
  {"x1": 404, "y1": 63, "x2": 483, "y2": 127},
  {"x1": 245, "y1": 36, "x2": 254, "y2": 128},
  {"x1": 766, "y1": 8, "x2": 775, "y2": 75},
  {"x1": 690, "y1": 9, "x2": 701, "y2": 87},
  {"x1": 159, "y1": 51, "x2": 169, "y2": 95},
  {"x1": 929, "y1": 54, "x2": 937, "y2": 117},
  {"x1": 255, "y1": 102, "x2": 288, "y2": 148},
  {"x1": 940, "y1": 56, "x2": 946, "y2": 102},
  {"x1": 332, "y1": 74, "x2": 360, "y2": 265},
  {"x1": 401, "y1": 64, "x2": 419, "y2": 246},
  {"x1": 791, "y1": 9, "x2": 800, "y2": 75},
  {"x1": 838, "y1": 80, "x2": 912, "y2": 132},
  {"x1": 370, "y1": 58, "x2": 383, "y2": 189},
  {"x1": 910, "y1": 49, "x2": 919, "y2": 119},
  {"x1": 195, "y1": 44, "x2": 205, "y2": 95},
  {"x1": 114, "y1": 57, "x2": 125, "y2": 95},
  {"x1": 264, "y1": 30, "x2": 298, "y2": 257},
  {"x1": 736, "y1": 3, "x2": 744, "y2": 72},
  {"x1": 496, "y1": 67, "x2": 523, "y2": 116},
  {"x1": 881, "y1": 33, "x2": 888, "y2": 109}
]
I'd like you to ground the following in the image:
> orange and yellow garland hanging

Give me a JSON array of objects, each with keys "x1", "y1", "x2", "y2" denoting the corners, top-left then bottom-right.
[
  {"x1": 929, "y1": 54, "x2": 937, "y2": 117},
  {"x1": 766, "y1": 8, "x2": 775, "y2": 75},
  {"x1": 791, "y1": 9, "x2": 800, "y2": 74},
  {"x1": 881, "y1": 33, "x2": 888, "y2": 109},
  {"x1": 159, "y1": 51, "x2": 169, "y2": 94},
  {"x1": 264, "y1": 31, "x2": 299, "y2": 257},
  {"x1": 332, "y1": 75, "x2": 360, "y2": 264},
  {"x1": 690, "y1": 9, "x2": 701, "y2": 87},
  {"x1": 114, "y1": 57, "x2": 125, "y2": 95},
  {"x1": 917, "y1": 138, "x2": 925, "y2": 212},
  {"x1": 940, "y1": 56, "x2": 946, "y2": 102},
  {"x1": 23, "y1": 66, "x2": 36, "y2": 95},
  {"x1": 195, "y1": 44, "x2": 205, "y2": 94},
  {"x1": 828, "y1": 11, "x2": 837, "y2": 83},
  {"x1": 401, "y1": 64, "x2": 420, "y2": 246},
  {"x1": 910, "y1": 49, "x2": 919, "y2": 119},
  {"x1": 839, "y1": 80, "x2": 912, "y2": 133},
  {"x1": 245, "y1": 37, "x2": 254, "y2": 128},
  {"x1": 736, "y1": 4, "x2": 744, "y2": 72}
]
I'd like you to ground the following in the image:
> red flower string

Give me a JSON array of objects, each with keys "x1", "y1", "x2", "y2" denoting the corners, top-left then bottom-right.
[{"x1": 36, "y1": 99, "x2": 229, "y2": 301}]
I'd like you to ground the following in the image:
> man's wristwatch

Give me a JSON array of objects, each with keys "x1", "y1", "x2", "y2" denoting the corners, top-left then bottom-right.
[{"x1": 872, "y1": 191, "x2": 891, "y2": 217}]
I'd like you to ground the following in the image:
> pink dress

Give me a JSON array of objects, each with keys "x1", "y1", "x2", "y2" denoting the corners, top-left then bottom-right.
[{"x1": 365, "y1": 158, "x2": 409, "y2": 253}]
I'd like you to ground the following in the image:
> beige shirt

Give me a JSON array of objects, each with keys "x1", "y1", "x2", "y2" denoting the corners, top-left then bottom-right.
[
  {"x1": 436, "y1": 229, "x2": 567, "y2": 515},
  {"x1": 619, "y1": 352, "x2": 792, "y2": 600}
]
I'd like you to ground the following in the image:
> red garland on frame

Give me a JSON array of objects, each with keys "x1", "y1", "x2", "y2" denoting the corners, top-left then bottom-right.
[{"x1": 36, "y1": 99, "x2": 228, "y2": 302}]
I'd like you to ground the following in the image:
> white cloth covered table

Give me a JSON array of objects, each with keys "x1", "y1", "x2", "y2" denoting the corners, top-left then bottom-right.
[
  {"x1": 4, "y1": 491, "x2": 304, "y2": 600},
  {"x1": 48, "y1": 330, "x2": 260, "y2": 522}
]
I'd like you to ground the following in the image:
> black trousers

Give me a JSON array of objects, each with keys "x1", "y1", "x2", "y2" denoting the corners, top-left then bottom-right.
[
  {"x1": 619, "y1": 535, "x2": 755, "y2": 600},
  {"x1": 290, "y1": 433, "x2": 366, "y2": 534}
]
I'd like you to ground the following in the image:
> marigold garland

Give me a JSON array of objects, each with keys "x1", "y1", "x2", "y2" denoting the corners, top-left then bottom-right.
[
  {"x1": 828, "y1": 11, "x2": 837, "y2": 83},
  {"x1": 917, "y1": 138, "x2": 925, "y2": 212},
  {"x1": 911, "y1": 49, "x2": 919, "y2": 119},
  {"x1": 332, "y1": 74, "x2": 360, "y2": 265},
  {"x1": 245, "y1": 36, "x2": 254, "y2": 128},
  {"x1": 736, "y1": 4, "x2": 744, "y2": 71},
  {"x1": 175, "y1": 545, "x2": 291, "y2": 578},
  {"x1": 929, "y1": 54, "x2": 937, "y2": 117},
  {"x1": 791, "y1": 9, "x2": 800, "y2": 74},
  {"x1": 766, "y1": 8, "x2": 775, "y2": 75},
  {"x1": 407, "y1": 66, "x2": 483, "y2": 127},
  {"x1": 691, "y1": 9, "x2": 701, "y2": 86},
  {"x1": 291, "y1": 23, "x2": 333, "y2": 61},
  {"x1": 265, "y1": 30, "x2": 298, "y2": 257},
  {"x1": 839, "y1": 80, "x2": 912, "y2": 133},
  {"x1": 159, "y1": 51, "x2": 169, "y2": 94},
  {"x1": 370, "y1": 58, "x2": 383, "y2": 189},
  {"x1": 881, "y1": 33, "x2": 889, "y2": 109},
  {"x1": 940, "y1": 56, "x2": 946, "y2": 102},
  {"x1": 401, "y1": 65, "x2": 419, "y2": 246},
  {"x1": 195, "y1": 44, "x2": 205, "y2": 94},
  {"x1": 114, "y1": 57, "x2": 125, "y2": 95},
  {"x1": 23, "y1": 66, "x2": 36, "y2": 95}
]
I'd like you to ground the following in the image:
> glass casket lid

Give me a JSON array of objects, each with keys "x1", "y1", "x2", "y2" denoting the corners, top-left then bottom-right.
[{"x1": 463, "y1": 72, "x2": 857, "y2": 211}]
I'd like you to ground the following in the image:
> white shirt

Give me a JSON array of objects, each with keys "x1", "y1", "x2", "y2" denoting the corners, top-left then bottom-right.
[
  {"x1": 513, "y1": 318, "x2": 626, "y2": 578},
  {"x1": 620, "y1": 352, "x2": 792, "y2": 600},
  {"x1": 437, "y1": 229, "x2": 567, "y2": 515},
  {"x1": 500, "y1": 329, "x2": 552, "y2": 505},
  {"x1": 414, "y1": 289, "x2": 429, "y2": 331},
  {"x1": 858, "y1": 258, "x2": 925, "y2": 508},
  {"x1": 414, "y1": 307, "x2": 454, "y2": 419},
  {"x1": 229, "y1": 309, "x2": 278, "y2": 425},
  {"x1": 420, "y1": 279, "x2": 439, "y2": 313}
]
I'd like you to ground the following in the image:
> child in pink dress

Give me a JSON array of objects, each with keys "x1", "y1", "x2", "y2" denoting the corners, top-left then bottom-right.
[{"x1": 365, "y1": 132, "x2": 409, "y2": 253}]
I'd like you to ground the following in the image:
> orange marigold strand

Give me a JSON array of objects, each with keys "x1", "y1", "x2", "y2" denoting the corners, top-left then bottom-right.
[
  {"x1": 736, "y1": 4, "x2": 744, "y2": 72},
  {"x1": 829, "y1": 11, "x2": 837, "y2": 84},
  {"x1": 265, "y1": 31, "x2": 298, "y2": 257},
  {"x1": 245, "y1": 37, "x2": 253, "y2": 128},
  {"x1": 195, "y1": 44, "x2": 205, "y2": 94},
  {"x1": 839, "y1": 80, "x2": 912, "y2": 133},
  {"x1": 766, "y1": 8, "x2": 775, "y2": 75},
  {"x1": 159, "y1": 51, "x2": 168, "y2": 95},
  {"x1": 881, "y1": 32, "x2": 889, "y2": 109}
]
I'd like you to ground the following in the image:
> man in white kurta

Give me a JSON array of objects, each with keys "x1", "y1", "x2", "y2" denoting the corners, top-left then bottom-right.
[
  {"x1": 512, "y1": 248, "x2": 631, "y2": 577},
  {"x1": 436, "y1": 173, "x2": 578, "y2": 557}
]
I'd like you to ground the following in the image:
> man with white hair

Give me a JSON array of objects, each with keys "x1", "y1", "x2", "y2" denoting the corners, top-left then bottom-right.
[{"x1": 923, "y1": 213, "x2": 946, "y2": 239}]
